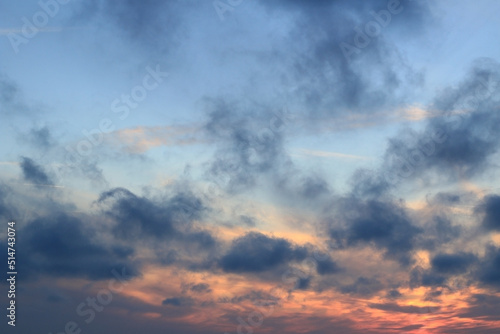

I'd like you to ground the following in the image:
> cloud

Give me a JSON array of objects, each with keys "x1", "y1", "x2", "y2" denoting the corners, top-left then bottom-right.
[
  {"x1": 294, "y1": 149, "x2": 372, "y2": 160},
  {"x1": 343, "y1": 60, "x2": 500, "y2": 200},
  {"x1": 162, "y1": 297, "x2": 194, "y2": 307},
  {"x1": 17, "y1": 213, "x2": 139, "y2": 281},
  {"x1": 433, "y1": 192, "x2": 462, "y2": 205},
  {"x1": 0, "y1": 72, "x2": 45, "y2": 118},
  {"x1": 475, "y1": 195, "x2": 500, "y2": 231},
  {"x1": 203, "y1": 99, "x2": 332, "y2": 204},
  {"x1": 328, "y1": 198, "x2": 421, "y2": 266},
  {"x1": 476, "y1": 246, "x2": 500, "y2": 289},
  {"x1": 296, "y1": 175, "x2": 331, "y2": 199},
  {"x1": 204, "y1": 99, "x2": 290, "y2": 193},
  {"x1": 316, "y1": 256, "x2": 341, "y2": 275},
  {"x1": 0, "y1": 184, "x2": 13, "y2": 220},
  {"x1": 458, "y1": 294, "x2": 500, "y2": 321},
  {"x1": 369, "y1": 302, "x2": 440, "y2": 314},
  {"x1": 386, "y1": 289, "x2": 403, "y2": 299},
  {"x1": 109, "y1": 125, "x2": 202, "y2": 154},
  {"x1": 238, "y1": 215, "x2": 257, "y2": 227},
  {"x1": 256, "y1": 0, "x2": 431, "y2": 118},
  {"x1": 0, "y1": 73, "x2": 26, "y2": 116},
  {"x1": 190, "y1": 283, "x2": 211, "y2": 293},
  {"x1": 98, "y1": 187, "x2": 207, "y2": 240},
  {"x1": 382, "y1": 59, "x2": 500, "y2": 181},
  {"x1": 27, "y1": 126, "x2": 55, "y2": 150},
  {"x1": 409, "y1": 266, "x2": 446, "y2": 288},
  {"x1": 349, "y1": 169, "x2": 392, "y2": 198},
  {"x1": 95, "y1": 186, "x2": 219, "y2": 272},
  {"x1": 340, "y1": 277, "x2": 384, "y2": 297},
  {"x1": 218, "y1": 232, "x2": 308, "y2": 273},
  {"x1": 219, "y1": 290, "x2": 280, "y2": 306},
  {"x1": 417, "y1": 215, "x2": 462, "y2": 251},
  {"x1": 20, "y1": 157, "x2": 53, "y2": 185},
  {"x1": 408, "y1": 250, "x2": 480, "y2": 289},
  {"x1": 430, "y1": 252, "x2": 478, "y2": 275}
]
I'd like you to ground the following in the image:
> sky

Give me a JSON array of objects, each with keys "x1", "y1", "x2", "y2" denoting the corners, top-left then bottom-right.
[{"x1": 1, "y1": 0, "x2": 500, "y2": 333}]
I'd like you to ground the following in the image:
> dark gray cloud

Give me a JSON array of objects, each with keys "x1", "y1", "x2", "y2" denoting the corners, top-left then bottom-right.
[
  {"x1": 328, "y1": 198, "x2": 421, "y2": 266},
  {"x1": 316, "y1": 256, "x2": 341, "y2": 275},
  {"x1": 218, "y1": 232, "x2": 309, "y2": 273},
  {"x1": 17, "y1": 213, "x2": 139, "y2": 281},
  {"x1": 96, "y1": 187, "x2": 219, "y2": 272},
  {"x1": 431, "y1": 252, "x2": 477, "y2": 275},
  {"x1": 296, "y1": 277, "x2": 312, "y2": 290},
  {"x1": 475, "y1": 195, "x2": 500, "y2": 232},
  {"x1": 476, "y1": 246, "x2": 500, "y2": 289},
  {"x1": 409, "y1": 250, "x2": 479, "y2": 289},
  {"x1": 409, "y1": 266, "x2": 446, "y2": 288},
  {"x1": 98, "y1": 187, "x2": 207, "y2": 241},
  {"x1": 20, "y1": 156, "x2": 53, "y2": 185},
  {"x1": 190, "y1": 283, "x2": 211, "y2": 294},
  {"x1": 386, "y1": 289, "x2": 403, "y2": 299},
  {"x1": 369, "y1": 302, "x2": 439, "y2": 314},
  {"x1": 162, "y1": 297, "x2": 194, "y2": 307}
]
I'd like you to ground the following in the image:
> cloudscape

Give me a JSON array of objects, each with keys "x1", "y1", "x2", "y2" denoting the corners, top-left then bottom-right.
[{"x1": 1, "y1": 1, "x2": 500, "y2": 333}]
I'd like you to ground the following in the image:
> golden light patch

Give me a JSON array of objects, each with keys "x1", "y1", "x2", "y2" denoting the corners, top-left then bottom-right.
[
  {"x1": 400, "y1": 105, "x2": 432, "y2": 121},
  {"x1": 407, "y1": 200, "x2": 427, "y2": 211},
  {"x1": 491, "y1": 233, "x2": 500, "y2": 246},
  {"x1": 459, "y1": 179, "x2": 486, "y2": 198},
  {"x1": 415, "y1": 250, "x2": 431, "y2": 268}
]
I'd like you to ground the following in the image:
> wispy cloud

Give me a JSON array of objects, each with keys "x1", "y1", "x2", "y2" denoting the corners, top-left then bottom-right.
[
  {"x1": 109, "y1": 125, "x2": 204, "y2": 154},
  {"x1": 21, "y1": 183, "x2": 64, "y2": 188},
  {"x1": 293, "y1": 148, "x2": 373, "y2": 160},
  {"x1": 0, "y1": 27, "x2": 63, "y2": 35}
]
